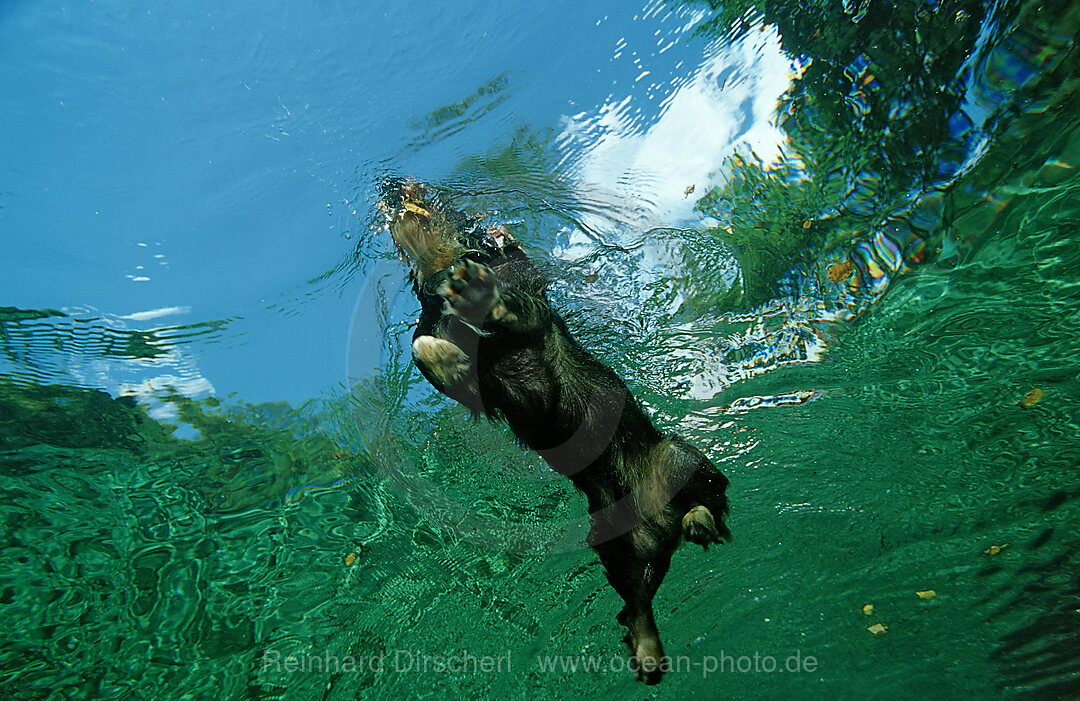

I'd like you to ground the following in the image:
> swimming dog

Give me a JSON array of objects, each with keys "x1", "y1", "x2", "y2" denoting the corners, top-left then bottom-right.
[{"x1": 381, "y1": 179, "x2": 731, "y2": 684}]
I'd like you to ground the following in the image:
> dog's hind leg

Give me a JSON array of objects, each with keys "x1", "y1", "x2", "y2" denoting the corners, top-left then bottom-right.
[
  {"x1": 680, "y1": 468, "x2": 732, "y2": 549},
  {"x1": 682, "y1": 505, "x2": 724, "y2": 548},
  {"x1": 662, "y1": 437, "x2": 732, "y2": 548},
  {"x1": 595, "y1": 534, "x2": 673, "y2": 685}
]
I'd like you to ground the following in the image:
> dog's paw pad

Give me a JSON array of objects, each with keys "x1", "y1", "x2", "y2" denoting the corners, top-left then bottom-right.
[
  {"x1": 682, "y1": 505, "x2": 722, "y2": 549},
  {"x1": 438, "y1": 260, "x2": 515, "y2": 326}
]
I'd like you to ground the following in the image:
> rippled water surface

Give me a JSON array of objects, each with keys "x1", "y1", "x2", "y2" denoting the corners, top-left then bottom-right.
[{"x1": 2, "y1": 0, "x2": 1079, "y2": 698}]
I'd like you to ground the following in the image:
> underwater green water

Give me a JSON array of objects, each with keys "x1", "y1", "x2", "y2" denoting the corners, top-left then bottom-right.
[{"x1": 3, "y1": 0, "x2": 1080, "y2": 699}]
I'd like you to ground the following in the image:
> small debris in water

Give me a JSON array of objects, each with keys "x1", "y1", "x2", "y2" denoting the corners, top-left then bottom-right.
[
  {"x1": 916, "y1": 590, "x2": 936, "y2": 600},
  {"x1": 828, "y1": 260, "x2": 854, "y2": 282},
  {"x1": 344, "y1": 552, "x2": 358, "y2": 566},
  {"x1": 868, "y1": 623, "x2": 888, "y2": 636},
  {"x1": 585, "y1": 273, "x2": 598, "y2": 284},
  {"x1": 802, "y1": 220, "x2": 813, "y2": 229},
  {"x1": 984, "y1": 544, "x2": 1007, "y2": 556},
  {"x1": 1018, "y1": 388, "x2": 1044, "y2": 407},
  {"x1": 862, "y1": 604, "x2": 874, "y2": 615},
  {"x1": 683, "y1": 184, "x2": 695, "y2": 198}
]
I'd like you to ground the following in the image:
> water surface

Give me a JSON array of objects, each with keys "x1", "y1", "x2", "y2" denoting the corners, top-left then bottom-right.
[{"x1": 1, "y1": 0, "x2": 1078, "y2": 698}]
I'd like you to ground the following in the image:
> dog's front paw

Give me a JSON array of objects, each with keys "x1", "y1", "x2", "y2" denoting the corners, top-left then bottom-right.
[
  {"x1": 439, "y1": 259, "x2": 517, "y2": 329},
  {"x1": 412, "y1": 336, "x2": 470, "y2": 387}
]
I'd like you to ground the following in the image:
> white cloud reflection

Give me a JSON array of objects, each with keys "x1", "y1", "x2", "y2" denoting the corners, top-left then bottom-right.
[{"x1": 559, "y1": 22, "x2": 797, "y2": 228}]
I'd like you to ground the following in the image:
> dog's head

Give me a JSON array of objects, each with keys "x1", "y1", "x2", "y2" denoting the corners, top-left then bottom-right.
[{"x1": 379, "y1": 179, "x2": 467, "y2": 283}]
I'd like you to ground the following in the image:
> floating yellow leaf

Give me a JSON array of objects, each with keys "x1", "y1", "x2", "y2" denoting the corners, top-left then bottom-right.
[
  {"x1": 916, "y1": 590, "x2": 936, "y2": 600},
  {"x1": 984, "y1": 544, "x2": 1007, "y2": 556},
  {"x1": 862, "y1": 604, "x2": 874, "y2": 615},
  {"x1": 403, "y1": 201, "x2": 432, "y2": 218},
  {"x1": 828, "y1": 260, "x2": 854, "y2": 283},
  {"x1": 344, "y1": 552, "x2": 357, "y2": 566},
  {"x1": 868, "y1": 623, "x2": 888, "y2": 636},
  {"x1": 1018, "y1": 388, "x2": 1044, "y2": 407}
]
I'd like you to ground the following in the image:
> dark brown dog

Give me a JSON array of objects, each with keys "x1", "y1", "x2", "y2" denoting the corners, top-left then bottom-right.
[{"x1": 381, "y1": 179, "x2": 731, "y2": 684}]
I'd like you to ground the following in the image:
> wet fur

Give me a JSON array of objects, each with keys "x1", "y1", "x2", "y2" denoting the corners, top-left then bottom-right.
[{"x1": 382, "y1": 180, "x2": 731, "y2": 684}]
